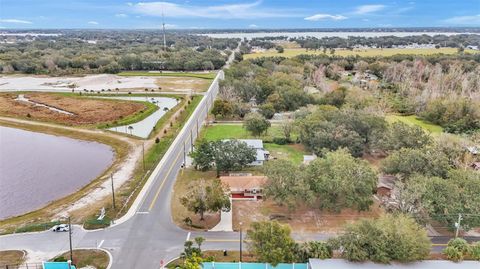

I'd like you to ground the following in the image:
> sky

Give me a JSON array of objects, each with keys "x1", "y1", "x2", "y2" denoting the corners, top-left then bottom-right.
[{"x1": 0, "y1": 0, "x2": 479, "y2": 29}]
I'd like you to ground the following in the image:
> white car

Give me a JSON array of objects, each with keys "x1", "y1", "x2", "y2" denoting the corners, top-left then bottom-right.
[{"x1": 51, "y1": 224, "x2": 70, "y2": 232}]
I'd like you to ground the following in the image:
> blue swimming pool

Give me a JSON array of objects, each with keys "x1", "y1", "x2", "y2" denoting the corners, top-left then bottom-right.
[{"x1": 202, "y1": 262, "x2": 308, "y2": 269}]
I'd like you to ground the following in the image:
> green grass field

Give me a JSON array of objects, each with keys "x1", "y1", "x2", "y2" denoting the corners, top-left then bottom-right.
[
  {"x1": 244, "y1": 47, "x2": 478, "y2": 59},
  {"x1": 201, "y1": 124, "x2": 284, "y2": 141},
  {"x1": 386, "y1": 114, "x2": 443, "y2": 134},
  {"x1": 118, "y1": 71, "x2": 216, "y2": 80},
  {"x1": 264, "y1": 143, "x2": 307, "y2": 165}
]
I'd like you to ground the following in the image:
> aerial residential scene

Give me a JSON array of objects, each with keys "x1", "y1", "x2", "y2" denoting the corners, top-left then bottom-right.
[{"x1": 0, "y1": 0, "x2": 479, "y2": 268}]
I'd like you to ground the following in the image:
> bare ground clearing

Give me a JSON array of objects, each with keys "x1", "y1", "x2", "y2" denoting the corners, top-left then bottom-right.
[
  {"x1": 0, "y1": 250, "x2": 26, "y2": 266},
  {"x1": 0, "y1": 92, "x2": 146, "y2": 126},
  {"x1": 155, "y1": 76, "x2": 212, "y2": 92},
  {"x1": 232, "y1": 199, "x2": 383, "y2": 233}
]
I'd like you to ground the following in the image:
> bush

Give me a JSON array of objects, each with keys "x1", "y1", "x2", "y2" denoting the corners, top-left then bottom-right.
[
  {"x1": 273, "y1": 137, "x2": 289, "y2": 145},
  {"x1": 443, "y1": 238, "x2": 470, "y2": 262},
  {"x1": 470, "y1": 242, "x2": 480, "y2": 261}
]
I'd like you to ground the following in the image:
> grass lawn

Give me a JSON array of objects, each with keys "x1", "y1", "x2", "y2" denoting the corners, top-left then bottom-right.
[
  {"x1": 386, "y1": 114, "x2": 443, "y2": 134},
  {"x1": 264, "y1": 143, "x2": 307, "y2": 165},
  {"x1": 200, "y1": 124, "x2": 284, "y2": 141},
  {"x1": 244, "y1": 47, "x2": 478, "y2": 59},
  {"x1": 53, "y1": 249, "x2": 109, "y2": 269},
  {"x1": 166, "y1": 251, "x2": 257, "y2": 268},
  {"x1": 118, "y1": 71, "x2": 216, "y2": 80},
  {"x1": 0, "y1": 250, "x2": 25, "y2": 266}
]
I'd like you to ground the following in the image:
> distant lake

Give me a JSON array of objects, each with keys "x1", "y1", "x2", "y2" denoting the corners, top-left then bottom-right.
[
  {"x1": 0, "y1": 126, "x2": 114, "y2": 219},
  {"x1": 200, "y1": 32, "x2": 472, "y2": 40}
]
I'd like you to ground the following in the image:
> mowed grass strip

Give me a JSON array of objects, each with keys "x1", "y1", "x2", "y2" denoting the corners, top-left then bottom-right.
[
  {"x1": 118, "y1": 71, "x2": 216, "y2": 80},
  {"x1": 386, "y1": 114, "x2": 443, "y2": 134},
  {"x1": 200, "y1": 124, "x2": 284, "y2": 141},
  {"x1": 244, "y1": 47, "x2": 479, "y2": 59}
]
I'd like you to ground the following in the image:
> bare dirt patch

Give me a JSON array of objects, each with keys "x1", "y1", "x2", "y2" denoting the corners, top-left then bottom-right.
[
  {"x1": 53, "y1": 249, "x2": 109, "y2": 269},
  {"x1": 0, "y1": 250, "x2": 26, "y2": 266},
  {"x1": 155, "y1": 77, "x2": 211, "y2": 93},
  {"x1": 232, "y1": 199, "x2": 383, "y2": 233},
  {"x1": 0, "y1": 92, "x2": 146, "y2": 126}
]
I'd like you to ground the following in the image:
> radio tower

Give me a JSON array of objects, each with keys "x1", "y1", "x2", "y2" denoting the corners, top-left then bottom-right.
[{"x1": 162, "y1": 12, "x2": 167, "y2": 51}]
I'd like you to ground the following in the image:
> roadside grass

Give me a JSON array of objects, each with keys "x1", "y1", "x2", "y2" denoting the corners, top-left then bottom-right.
[
  {"x1": 386, "y1": 114, "x2": 443, "y2": 134},
  {"x1": 52, "y1": 249, "x2": 109, "y2": 269},
  {"x1": 0, "y1": 120, "x2": 129, "y2": 234},
  {"x1": 96, "y1": 100, "x2": 158, "y2": 129},
  {"x1": 0, "y1": 250, "x2": 26, "y2": 266},
  {"x1": 118, "y1": 71, "x2": 216, "y2": 80},
  {"x1": 244, "y1": 47, "x2": 478, "y2": 59},
  {"x1": 166, "y1": 251, "x2": 256, "y2": 268}
]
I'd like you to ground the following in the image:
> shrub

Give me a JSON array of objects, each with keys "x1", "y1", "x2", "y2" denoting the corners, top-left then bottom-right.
[
  {"x1": 470, "y1": 242, "x2": 480, "y2": 261},
  {"x1": 273, "y1": 137, "x2": 289, "y2": 145},
  {"x1": 443, "y1": 238, "x2": 470, "y2": 262}
]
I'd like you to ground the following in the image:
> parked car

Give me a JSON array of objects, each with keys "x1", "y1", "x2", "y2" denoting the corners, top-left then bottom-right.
[{"x1": 51, "y1": 224, "x2": 69, "y2": 232}]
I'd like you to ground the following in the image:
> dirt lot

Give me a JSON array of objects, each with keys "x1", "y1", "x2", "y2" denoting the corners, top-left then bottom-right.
[
  {"x1": 53, "y1": 249, "x2": 109, "y2": 269},
  {"x1": 0, "y1": 92, "x2": 147, "y2": 125},
  {"x1": 155, "y1": 77, "x2": 211, "y2": 92},
  {"x1": 0, "y1": 250, "x2": 25, "y2": 266},
  {"x1": 232, "y1": 199, "x2": 383, "y2": 233}
]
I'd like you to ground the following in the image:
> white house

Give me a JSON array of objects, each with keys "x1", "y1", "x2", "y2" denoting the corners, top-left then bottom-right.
[{"x1": 236, "y1": 139, "x2": 270, "y2": 166}]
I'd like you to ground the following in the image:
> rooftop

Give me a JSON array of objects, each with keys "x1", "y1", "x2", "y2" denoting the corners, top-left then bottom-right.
[{"x1": 220, "y1": 176, "x2": 268, "y2": 191}]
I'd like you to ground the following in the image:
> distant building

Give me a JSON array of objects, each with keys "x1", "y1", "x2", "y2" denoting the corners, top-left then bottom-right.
[
  {"x1": 471, "y1": 162, "x2": 480, "y2": 171},
  {"x1": 220, "y1": 175, "x2": 267, "y2": 200},
  {"x1": 467, "y1": 45, "x2": 479, "y2": 50},
  {"x1": 466, "y1": 146, "x2": 479, "y2": 155}
]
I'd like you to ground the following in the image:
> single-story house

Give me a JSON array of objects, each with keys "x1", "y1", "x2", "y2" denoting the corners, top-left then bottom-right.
[
  {"x1": 377, "y1": 174, "x2": 397, "y2": 197},
  {"x1": 236, "y1": 139, "x2": 270, "y2": 166},
  {"x1": 220, "y1": 175, "x2": 267, "y2": 200}
]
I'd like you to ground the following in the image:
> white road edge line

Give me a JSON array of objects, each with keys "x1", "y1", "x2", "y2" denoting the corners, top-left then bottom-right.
[
  {"x1": 137, "y1": 211, "x2": 150, "y2": 214},
  {"x1": 186, "y1": 232, "x2": 191, "y2": 241},
  {"x1": 97, "y1": 239, "x2": 105, "y2": 249}
]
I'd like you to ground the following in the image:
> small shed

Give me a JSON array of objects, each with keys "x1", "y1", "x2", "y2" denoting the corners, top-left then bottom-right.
[
  {"x1": 43, "y1": 262, "x2": 77, "y2": 269},
  {"x1": 377, "y1": 175, "x2": 397, "y2": 197}
]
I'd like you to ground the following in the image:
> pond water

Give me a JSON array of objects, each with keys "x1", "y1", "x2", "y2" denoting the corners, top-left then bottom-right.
[
  {"x1": 0, "y1": 126, "x2": 114, "y2": 219},
  {"x1": 102, "y1": 96, "x2": 178, "y2": 138}
]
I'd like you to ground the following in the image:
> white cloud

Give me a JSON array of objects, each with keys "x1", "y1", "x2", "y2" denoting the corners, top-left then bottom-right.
[
  {"x1": 164, "y1": 23, "x2": 177, "y2": 29},
  {"x1": 305, "y1": 14, "x2": 347, "y2": 21},
  {"x1": 443, "y1": 14, "x2": 480, "y2": 25},
  {"x1": 0, "y1": 19, "x2": 32, "y2": 24},
  {"x1": 115, "y1": 13, "x2": 128, "y2": 18},
  {"x1": 133, "y1": 1, "x2": 298, "y2": 19},
  {"x1": 88, "y1": 21, "x2": 99, "y2": 25},
  {"x1": 249, "y1": 24, "x2": 258, "y2": 28},
  {"x1": 353, "y1": 5, "x2": 385, "y2": 14}
]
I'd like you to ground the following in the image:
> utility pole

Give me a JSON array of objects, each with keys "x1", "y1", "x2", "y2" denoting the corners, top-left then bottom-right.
[
  {"x1": 68, "y1": 217, "x2": 73, "y2": 262},
  {"x1": 111, "y1": 174, "x2": 116, "y2": 209},
  {"x1": 183, "y1": 142, "x2": 187, "y2": 167},
  {"x1": 190, "y1": 129, "x2": 193, "y2": 152},
  {"x1": 455, "y1": 214, "x2": 463, "y2": 238},
  {"x1": 142, "y1": 142, "x2": 146, "y2": 172},
  {"x1": 162, "y1": 12, "x2": 167, "y2": 51},
  {"x1": 239, "y1": 222, "x2": 243, "y2": 262}
]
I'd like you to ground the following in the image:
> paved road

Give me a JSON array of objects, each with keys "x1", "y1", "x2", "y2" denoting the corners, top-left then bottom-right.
[{"x1": 0, "y1": 47, "x2": 478, "y2": 267}]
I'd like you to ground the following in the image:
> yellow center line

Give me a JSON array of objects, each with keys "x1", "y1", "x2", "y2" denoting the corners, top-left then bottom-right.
[{"x1": 148, "y1": 132, "x2": 191, "y2": 211}]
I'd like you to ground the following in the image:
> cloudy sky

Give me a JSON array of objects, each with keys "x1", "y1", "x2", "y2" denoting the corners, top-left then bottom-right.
[{"x1": 0, "y1": 0, "x2": 479, "y2": 29}]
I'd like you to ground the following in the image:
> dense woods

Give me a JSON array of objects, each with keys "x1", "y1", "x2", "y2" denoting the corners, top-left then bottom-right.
[{"x1": 0, "y1": 31, "x2": 239, "y2": 74}]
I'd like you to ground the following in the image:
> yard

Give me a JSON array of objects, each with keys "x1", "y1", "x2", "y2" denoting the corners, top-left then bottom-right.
[
  {"x1": 386, "y1": 114, "x2": 443, "y2": 134},
  {"x1": 232, "y1": 199, "x2": 384, "y2": 233},
  {"x1": 244, "y1": 47, "x2": 479, "y2": 59},
  {"x1": 171, "y1": 168, "x2": 221, "y2": 230}
]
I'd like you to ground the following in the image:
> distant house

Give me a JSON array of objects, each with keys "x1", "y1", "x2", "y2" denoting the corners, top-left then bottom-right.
[
  {"x1": 467, "y1": 45, "x2": 479, "y2": 50},
  {"x1": 466, "y1": 146, "x2": 479, "y2": 155},
  {"x1": 220, "y1": 175, "x2": 268, "y2": 200},
  {"x1": 303, "y1": 155, "x2": 317, "y2": 165},
  {"x1": 235, "y1": 139, "x2": 270, "y2": 166},
  {"x1": 377, "y1": 174, "x2": 397, "y2": 197}
]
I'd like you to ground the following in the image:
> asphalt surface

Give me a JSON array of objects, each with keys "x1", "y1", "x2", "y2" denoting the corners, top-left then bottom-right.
[{"x1": 0, "y1": 48, "x2": 478, "y2": 268}]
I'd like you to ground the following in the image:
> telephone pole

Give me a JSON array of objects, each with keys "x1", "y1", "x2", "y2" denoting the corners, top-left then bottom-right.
[
  {"x1": 68, "y1": 217, "x2": 73, "y2": 262},
  {"x1": 111, "y1": 174, "x2": 116, "y2": 209},
  {"x1": 455, "y1": 214, "x2": 463, "y2": 238}
]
